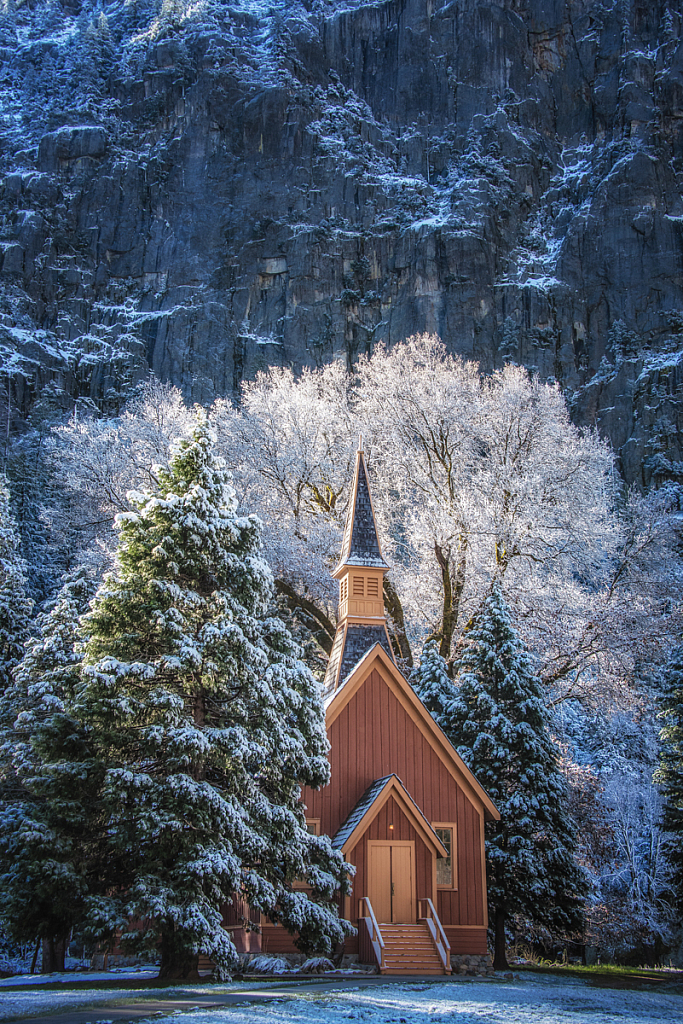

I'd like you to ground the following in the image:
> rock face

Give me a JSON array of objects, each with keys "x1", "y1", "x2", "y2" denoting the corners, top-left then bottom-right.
[{"x1": 1, "y1": 0, "x2": 683, "y2": 484}]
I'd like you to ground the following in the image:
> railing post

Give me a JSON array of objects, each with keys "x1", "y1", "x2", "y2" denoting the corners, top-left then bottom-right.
[{"x1": 418, "y1": 896, "x2": 451, "y2": 974}]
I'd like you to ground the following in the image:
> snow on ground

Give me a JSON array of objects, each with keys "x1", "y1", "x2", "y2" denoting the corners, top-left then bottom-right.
[
  {"x1": 135, "y1": 976, "x2": 683, "y2": 1024},
  {"x1": 0, "y1": 979, "x2": 233, "y2": 1021},
  {"x1": 0, "y1": 967, "x2": 158, "y2": 987},
  {"x1": 0, "y1": 974, "x2": 681, "y2": 1024}
]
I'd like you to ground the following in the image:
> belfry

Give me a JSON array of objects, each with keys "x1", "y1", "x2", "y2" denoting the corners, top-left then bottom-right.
[{"x1": 324, "y1": 439, "x2": 395, "y2": 692}]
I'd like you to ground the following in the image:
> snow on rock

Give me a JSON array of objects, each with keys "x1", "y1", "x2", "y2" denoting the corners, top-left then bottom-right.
[{"x1": 241, "y1": 955, "x2": 292, "y2": 975}]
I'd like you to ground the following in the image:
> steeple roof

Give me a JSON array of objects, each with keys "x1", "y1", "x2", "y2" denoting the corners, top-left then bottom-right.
[
  {"x1": 325, "y1": 440, "x2": 395, "y2": 693},
  {"x1": 334, "y1": 441, "x2": 388, "y2": 575}
]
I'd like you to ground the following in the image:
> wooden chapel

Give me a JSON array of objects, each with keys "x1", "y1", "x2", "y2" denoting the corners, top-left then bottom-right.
[{"x1": 231, "y1": 441, "x2": 500, "y2": 974}]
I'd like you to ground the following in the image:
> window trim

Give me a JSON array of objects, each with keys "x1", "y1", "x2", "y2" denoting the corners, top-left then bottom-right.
[{"x1": 432, "y1": 822, "x2": 458, "y2": 890}]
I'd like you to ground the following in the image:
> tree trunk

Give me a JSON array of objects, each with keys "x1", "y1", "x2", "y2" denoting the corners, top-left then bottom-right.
[
  {"x1": 274, "y1": 579, "x2": 336, "y2": 655},
  {"x1": 30, "y1": 937, "x2": 40, "y2": 975},
  {"x1": 383, "y1": 576, "x2": 413, "y2": 669},
  {"x1": 158, "y1": 926, "x2": 200, "y2": 980},
  {"x1": 434, "y1": 542, "x2": 454, "y2": 660},
  {"x1": 41, "y1": 936, "x2": 66, "y2": 974},
  {"x1": 434, "y1": 535, "x2": 466, "y2": 662},
  {"x1": 492, "y1": 905, "x2": 509, "y2": 971}
]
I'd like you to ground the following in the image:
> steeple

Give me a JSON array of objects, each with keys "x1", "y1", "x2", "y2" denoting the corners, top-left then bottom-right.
[
  {"x1": 324, "y1": 439, "x2": 396, "y2": 693},
  {"x1": 334, "y1": 435, "x2": 388, "y2": 576}
]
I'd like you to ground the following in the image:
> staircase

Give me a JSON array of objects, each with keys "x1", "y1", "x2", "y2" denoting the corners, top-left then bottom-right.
[
  {"x1": 380, "y1": 922, "x2": 448, "y2": 974},
  {"x1": 359, "y1": 898, "x2": 451, "y2": 975}
]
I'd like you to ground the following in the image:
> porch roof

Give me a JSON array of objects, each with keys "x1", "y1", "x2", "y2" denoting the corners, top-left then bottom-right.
[{"x1": 331, "y1": 773, "x2": 448, "y2": 857}]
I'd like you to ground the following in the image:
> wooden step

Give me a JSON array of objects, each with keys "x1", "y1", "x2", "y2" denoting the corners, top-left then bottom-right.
[{"x1": 376, "y1": 920, "x2": 449, "y2": 975}]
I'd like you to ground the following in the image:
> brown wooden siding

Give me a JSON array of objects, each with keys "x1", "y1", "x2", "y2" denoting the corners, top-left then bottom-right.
[
  {"x1": 357, "y1": 917, "x2": 375, "y2": 964},
  {"x1": 445, "y1": 927, "x2": 488, "y2": 954},
  {"x1": 260, "y1": 925, "x2": 299, "y2": 954},
  {"x1": 303, "y1": 668, "x2": 484, "y2": 928}
]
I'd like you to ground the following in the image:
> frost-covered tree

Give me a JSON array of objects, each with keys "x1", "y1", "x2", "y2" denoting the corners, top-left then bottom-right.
[
  {"x1": 0, "y1": 567, "x2": 97, "y2": 972},
  {"x1": 74, "y1": 414, "x2": 351, "y2": 979},
  {"x1": 356, "y1": 335, "x2": 617, "y2": 671},
  {"x1": 656, "y1": 645, "x2": 683, "y2": 914},
  {"x1": 558, "y1": 693, "x2": 677, "y2": 963},
  {"x1": 52, "y1": 346, "x2": 682, "y2": 704},
  {"x1": 445, "y1": 587, "x2": 585, "y2": 969},
  {"x1": 0, "y1": 478, "x2": 32, "y2": 695},
  {"x1": 213, "y1": 362, "x2": 357, "y2": 658},
  {"x1": 411, "y1": 640, "x2": 455, "y2": 720},
  {"x1": 597, "y1": 772, "x2": 675, "y2": 962},
  {"x1": 50, "y1": 378, "x2": 195, "y2": 563}
]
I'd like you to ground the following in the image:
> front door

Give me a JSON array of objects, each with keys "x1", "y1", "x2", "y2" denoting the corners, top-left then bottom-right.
[{"x1": 368, "y1": 842, "x2": 415, "y2": 923}]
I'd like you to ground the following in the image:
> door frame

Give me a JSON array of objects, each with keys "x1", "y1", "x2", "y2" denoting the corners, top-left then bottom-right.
[{"x1": 367, "y1": 840, "x2": 416, "y2": 924}]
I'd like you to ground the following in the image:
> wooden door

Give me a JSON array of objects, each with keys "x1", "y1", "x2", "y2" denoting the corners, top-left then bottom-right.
[
  {"x1": 369, "y1": 844, "x2": 392, "y2": 923},
  {"x1": 391, "y1": 845, "x2": 414, "y2": 923},
  {"x1": 368, "y1": 842, "x2": 415, "y2": 924}
]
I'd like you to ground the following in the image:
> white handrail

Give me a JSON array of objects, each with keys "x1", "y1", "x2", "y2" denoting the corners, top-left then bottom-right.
[
  {"x1": 422, "y1": 897, "x2": 450, "y2": 952},
  {"x1": 360, "y1": 896, "x2": 385, "y2": 970},
  {"x1": 419, "y1": 897, "x2": 451, "y2": 973},
  {"x1": 360, "y1": 896, "x2": 385, "y2": 948}
]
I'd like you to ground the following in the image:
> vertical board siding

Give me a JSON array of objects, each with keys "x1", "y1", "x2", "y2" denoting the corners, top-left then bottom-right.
[
  {"x1": 357, "y1": 917, "x2": 375, "y2": 964},
  {"x1": 446, "y1": 928, "x2": 488, "y2": 954},
  {"x1": 303, "y1": 669, "x2": 485, "y2": 929}
]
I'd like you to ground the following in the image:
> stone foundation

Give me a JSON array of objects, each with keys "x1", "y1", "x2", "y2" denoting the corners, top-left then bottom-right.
[{"x1": 450, "y1": 953, "x2": 495, "y2": 976}]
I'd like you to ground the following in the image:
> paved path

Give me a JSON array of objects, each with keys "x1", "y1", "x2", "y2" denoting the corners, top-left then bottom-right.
[{"x1": 1, "y1": 975, "x2": 460, "y2": 1024}]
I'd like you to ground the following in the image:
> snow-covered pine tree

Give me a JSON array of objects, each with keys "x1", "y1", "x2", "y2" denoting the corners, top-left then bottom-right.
[
  {"x1": 655, "y1": 645, "x2": 683, "y2": 915},
  {"x1": 446, "y1": 587, "x2": 585, "y2": 969},
  {"x1": 0, "y1": 478, "x2": 32, "y2": 695},
  {"x1": 411, "y1": 639, "x2": 455, "y2": 726},
  {"x1": 0, "y1": 567, "x2": 97, "y2": 973},
  {"x1": 75, "y1": 413, "x2": 351, "y2": 979}
]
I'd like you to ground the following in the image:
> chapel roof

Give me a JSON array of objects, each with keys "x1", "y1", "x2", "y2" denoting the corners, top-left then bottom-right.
[{"x1": 334, "y1": 442, "x2": 388, "y2": 574}]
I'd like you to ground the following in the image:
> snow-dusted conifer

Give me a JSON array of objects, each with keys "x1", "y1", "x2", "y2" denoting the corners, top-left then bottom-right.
[
  {"x1": 76, "y1": 414, "x2": 351, "y2": 979},
  {"x1": 0, "y1": 479, "x2": 32, "y2": 694},
  {"x1": 412, "y1": 640, "x2": 455, "y2": 724},
  {"x1": 656, "y1": 645, "x2": 683, "y2": 913},
  {"x1": 446, "y1": 587, "x2": 585, "y2": 969},
  {"x1": 0, "y1": 567, "x2": 96, "y2": 971}
]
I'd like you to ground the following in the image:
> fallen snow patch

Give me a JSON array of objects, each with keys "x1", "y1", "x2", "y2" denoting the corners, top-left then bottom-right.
[{"x1": 136, "y1": 975, "x2": 681, "y2": 1024}]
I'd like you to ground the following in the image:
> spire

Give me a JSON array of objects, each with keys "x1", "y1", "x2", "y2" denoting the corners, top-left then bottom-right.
[
  {"x1": 325, "y1": 442, "x2": 395, "y2": 692},
  {"x1": 334, "y1": 443, "x2": 388, "y2": 577}
]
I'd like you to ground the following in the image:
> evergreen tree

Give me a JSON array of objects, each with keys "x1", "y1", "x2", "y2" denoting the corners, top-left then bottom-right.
[
  {"x1": 74, "y1": 414, "x2": 351, "y2": 979},
  {"x1": 445, "y1": 587, "x2": 585, "y2": 969},
  {"x1": 655, "y1": 645, "x2": 683, "y2": 914},
  {"x1": 412, "y1": 639, "x2": 456, "y2": 723},
  {"x1": 0, "y1": 568, "x2": 97, "y2": 972},
  {"x1": 0, "y1": 478, "x2": 32, "y2": 695}
]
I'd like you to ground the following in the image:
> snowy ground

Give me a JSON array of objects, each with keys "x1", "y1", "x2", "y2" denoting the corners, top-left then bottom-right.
[
  {"x1": 0, "y1": 967, "x2": 159, "y2": 987},
  {"x1": 0, "y1": 978, "x2": 191, "y2": 1021},
  {"x1": 135, "y1": 976, "x2": 682, "y2": 1024},
  {"x1": 0, "y1": 974, "x2": 681, "y2": 1024}
]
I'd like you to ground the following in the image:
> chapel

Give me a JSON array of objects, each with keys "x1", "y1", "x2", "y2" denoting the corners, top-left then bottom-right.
[{"x1": 232, "y1": 441, "x2": 499, "y2": 974}]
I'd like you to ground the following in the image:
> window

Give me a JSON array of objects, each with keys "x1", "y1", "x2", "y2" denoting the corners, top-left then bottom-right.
[
  {"x1": 352, "y1": 576, "x2": 364, "y2": 596},
  {"x1": 340, "y1": 578, "x2": 348, "y2": 602},
  {"x1": 366, "y1": 577, "x2": 379, "y2": 597},
  {"x1": 433, "y1": 824, "x2": 457, "y2": 889}
]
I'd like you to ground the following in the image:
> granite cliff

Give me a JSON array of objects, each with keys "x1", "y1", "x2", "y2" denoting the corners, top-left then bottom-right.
[{"x1": 1, "y1": 0, "x2": 683, "y2": 485}]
